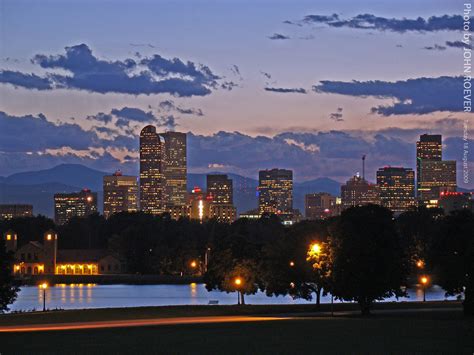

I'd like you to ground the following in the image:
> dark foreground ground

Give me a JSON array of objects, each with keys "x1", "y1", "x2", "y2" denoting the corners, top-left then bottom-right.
[{"x1": 0, "y1": 303, "x2": 473, "y2": 354}]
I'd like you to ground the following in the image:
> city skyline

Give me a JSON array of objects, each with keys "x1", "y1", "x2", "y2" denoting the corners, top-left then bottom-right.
[{"x1": 0, "y1": 0, "x2": 471, "y2": 188}]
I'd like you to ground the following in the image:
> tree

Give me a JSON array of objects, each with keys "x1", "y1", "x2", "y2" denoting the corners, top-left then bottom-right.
[
  {"x1": 430, "y1": 210, "x2": 474, "y2": 315},
  {"x1": 330, "y1": 205, "x2": 408, "y2": 315},
  {"x1": 0, "y1": 238, "x2": 19, "y2": 313}
]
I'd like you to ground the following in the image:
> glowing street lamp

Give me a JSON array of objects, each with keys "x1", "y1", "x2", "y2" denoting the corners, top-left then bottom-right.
[
  {"x1": 39, "y1": 282, "x2": 48, "y2": 312},
  {"x1": 310, "y1": 243, "x2": 321, "y2": 255},
  {"x1": 190, "y1": 261, "x2": 197, "y2": 268},
  {"x1": 289, "y1": 261, "x2": 295, "y2": 267},
  {"x1": 416, "y1": 260, "x2": 424, "y2": 269},
  {"x1": 420, "y1": 276, "x2": 429, "y2": 302},
  {"x1": 234, "y1": 277, "x2": 243, "y2": 305}
]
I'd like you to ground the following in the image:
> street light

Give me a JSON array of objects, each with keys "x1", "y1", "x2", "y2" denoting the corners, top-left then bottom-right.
[
  {"x1": 234, "y1": 277, "x2": 242, "y2": 305},
  {"x1": 190, "y1": 261, "x2": 197, "y2": 268},
  {"x1": 39, "y1": 282, "x2": 48, "y2": 312},
  {"x1": 289, "y1": 261, "x2": 295, "y2": 267},
  {"x1": 310, "y1": 243, "x2": 321, "y2": 255},
  {"x1": 420, "y1": 276, "x2": 429, "y2": 302},
  {"x1": 416, "y1": 260, "x2": 424, "y2": 269}
]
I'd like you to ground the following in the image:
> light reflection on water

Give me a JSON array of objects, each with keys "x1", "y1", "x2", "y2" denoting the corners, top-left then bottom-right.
[{"x1": 10, "y1": 283, "x2": 459, "y2": 312}]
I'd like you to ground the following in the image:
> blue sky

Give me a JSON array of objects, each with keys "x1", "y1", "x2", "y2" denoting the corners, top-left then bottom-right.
[{"x1": 0, "y1": 0, "x2": 471, "y2": 187}]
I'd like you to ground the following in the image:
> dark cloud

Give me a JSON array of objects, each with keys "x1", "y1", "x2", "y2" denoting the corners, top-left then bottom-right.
[
  {"x1": 158, "y1": 100, "x2": 204, "y2": 116},
  {"x1": 423, "y1": 44, "x2": 446, "y2": 51},
  {"x1": 313, "y1": 76, "x2": 462, "y2": 115},
  {"x1": 0, "y1": 44, "x2": 223, "y2": 96},
  {"x1": 260, "y1": 71, "x2": 272, "y2": 80},
  {"x1": 329, "y1": 107, "x2": 344, "y2": 122},
  {"x1": 86, "y1": 112, "x2": 113, "y2": 124},
  {"x1": 0, "y1": 70, "x2": 53, "y2": 90},
  {"x1": 301, "y1": 13, "x2": 465, "y2": 33},
  {"x1": 220, "y1": 81, "x2": 239, "y2": 90},
  {"x1": 129, "y1": 43, "x2": 156, "y2": 48},
  {"x1": 265, "y1": 87, "x2": 307, "y2": 94},
  {"x1": 446, "y1": 40, "x2": 473, "y2": 49},
  {"x1": 268, "y1": 33, "x2": 290, "y2": 40},
  {"x1": 111, "y1": 107, "x2": 155, "y2": 122}
]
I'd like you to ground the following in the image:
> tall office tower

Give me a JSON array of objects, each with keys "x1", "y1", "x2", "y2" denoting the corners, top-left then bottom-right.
[
  {"x1": 0, "y1": 204, "x2": 33, "y2": 220},
  {"x1": 207, "y1": 174, "x2": 233, "y2": 205},
  {"x1": 188, "y1": 187, "x2": 211, "y2": 222},
  {"x1": 140, "y1": 125, "x2": 166, "y2": 214},
  {"x1": 418, "y1": 160, "x2": 457, "y2": 201},
  {"x1": 161, "y1": 131, "x2": 187, "y2": 207},
  {"x1": 416, "y1": 134, "x2": 457, "y2": 203},
  {"x1": 258, "y1": 169, "x2": 293, "y2": 215},
  {"x1": 54, "y1": 189, "x2": 97, "y2": 225},
  {"x1": 103, "y1": 170, "x2": 139, "y2": 219},
  {"x1": 305, "y1": 193, "x2": 337, "y2": 220},
  {"x1": 340, "y1": 175, "x2": 380, "y2": 210},
  {"x1": 376, "y1": 167, "x2": 415, "y2": 213}
]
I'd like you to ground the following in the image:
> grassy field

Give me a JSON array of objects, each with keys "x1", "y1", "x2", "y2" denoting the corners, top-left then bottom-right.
[
  {"x1": 0, "y1": 300, "x2": 462, "y2": 326},
  {"x1": 0, "y1": 309, "x2": 473, "y2": 354}
]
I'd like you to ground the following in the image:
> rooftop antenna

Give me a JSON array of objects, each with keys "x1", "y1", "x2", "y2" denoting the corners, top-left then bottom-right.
[{"x1": 362, "y1": 155, "x2": 366, "y2": 181}]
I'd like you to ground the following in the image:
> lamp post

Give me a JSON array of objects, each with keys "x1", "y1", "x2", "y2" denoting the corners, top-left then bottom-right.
[
  {"x1": 420, "y1": 276, "x2": 428, "y2": 302},
  {"x1": 234, "y1": 277, "x2": 242, "y2": 305},
  {"x1": 40, "y1": 283, "x2": 48, "y2": 312}
]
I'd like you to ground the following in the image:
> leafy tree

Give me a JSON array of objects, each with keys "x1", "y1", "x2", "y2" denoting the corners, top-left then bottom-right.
[
  {"x1": 0, "y1": 238, "x2": 19, "y2": 313},
  {"x1": 330, "y1": 205, "x2": 408, "y2": 315},
  {"x1": 430, "y1": 210, "x2": 474, "y2": 315}
]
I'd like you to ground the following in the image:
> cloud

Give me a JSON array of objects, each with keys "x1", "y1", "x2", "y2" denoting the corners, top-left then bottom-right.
[
  {"x1": 313, "y1": 76, "x2": 462, "y2": 115},
  {"x1": 265, "y1": 87, "x2": 307, "y2": 94},
  {"x1": 158, "y1": 100, "x2": 204, "y2": 116},
  {"x1": 423, "y1": 44, "x2": 446, "y2": 51},
  {"x1": 111, "y1": 107, "x2": 155, "y2": 122},
  {"x1": 301, "y1": 13, "x2": 465, "y2": 33},
  {"x1": 268, "y1": 33, "x2": 290, "y2": 40},
  {"x1": 0, "y1": 43, "x2": 224, "y2": 96},
  {"x1": 329, "y1": 107, "x2": 344, "y2": 122},
  {"x1": 260, "y1": 71, "x2": 272, "y2": 79},
  {"x1": 445, "y1": 40, "x2": 473, "y2": 49}
]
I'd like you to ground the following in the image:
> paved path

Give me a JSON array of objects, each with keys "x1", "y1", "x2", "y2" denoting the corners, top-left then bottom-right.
[{"x1": 0, "y1": 315, "x2": 290, "y2": 333}]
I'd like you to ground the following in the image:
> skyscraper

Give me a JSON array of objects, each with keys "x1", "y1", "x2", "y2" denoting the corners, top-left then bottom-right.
[
  {"x1": 416, "y1": 134, "x2": 456, "y2": 202},
  {"x1": 161, "y1": 131, "x2": 187, "y2": 207},
  {"x1": 376, "y1": 167, "x2": 415, "y2": 213},
  {"x1": 140, "y1": 125, "x2": 166, "y2": 214},
  {"x1": 305, "y1": 193, "x2": 337, "y2": 219},
  {"x1": 0, "y1": 204, "x2": 33, "y2": 220},
  {"x1": 54, "y1": 189, "x2": 97, "y2": 225},
  {"x1": 103, "y1": 170, "x2": 139, "y2": 219},
  {"x1": 258, "y1": 169, "x2": 293, "y2": 215},
  {"x1": 340, "y1": 175, "x2": 380, "y2": 210},
  {"x1": 207, "y1": 174, "x2": 233, "y2": 205}
]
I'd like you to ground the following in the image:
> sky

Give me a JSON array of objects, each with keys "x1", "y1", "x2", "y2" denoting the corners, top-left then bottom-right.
[{"x1": 0, "y1": 0, "x2": 472, "y2": 187}]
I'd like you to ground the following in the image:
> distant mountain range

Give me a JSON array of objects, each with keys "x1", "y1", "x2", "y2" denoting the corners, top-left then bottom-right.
[{"x1": 0, "y1": 163, "x2": 342, "y2": 217}]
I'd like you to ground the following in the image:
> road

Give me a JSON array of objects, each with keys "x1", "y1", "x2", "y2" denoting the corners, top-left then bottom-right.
[{"x1": 0, "y1": 315, "x2": 290, "y2": 333}]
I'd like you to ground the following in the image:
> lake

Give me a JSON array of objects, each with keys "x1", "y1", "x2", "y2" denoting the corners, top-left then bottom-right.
[{"x1": 9, "y1": 283, "x2": 459, "y2": 312}]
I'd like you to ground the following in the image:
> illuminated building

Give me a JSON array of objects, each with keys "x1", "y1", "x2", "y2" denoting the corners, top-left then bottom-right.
[
  {"x1": 161, "y1": 131, "x2": 187, "y2": 207},
  {"x1": 438, "y1": 192, "x2": 473, "y2": 214},
  {"x1": 189, "y1": 187, "x2": 211, "y2": 222},
  {"x1": 418, "y1": 160, "x2": 457, "y2": 202},
  {"x1": 376, "y1": 167, "x2": 415, "y2": 213},
  {"x1": 239, "y1": 209, "x2": 261, "y2": 219},
  {"x1": 140, "y1": 125, "x2": 166, "y2": 214},
  {"x1": 341, "y1": 175, "x2": 380, "y2": 210},
  {"x1": 167, "y1": 205, "x2": 191, "y2": 220},
  {"x1": 207, "y1": 174, "x2": 236, "y2": 223},
  {"x1": 207, "y1": 174, "x2": 233, "y2": 205},
  {"x1": 5, "y1": 230, "x2": 124, "y2": 275},
  {"x1": 258, "y1": 169, "x2": 293, "y2": 215},
  {"x1": 305, "y1": 193, "x2": 337, "y2": 219},
  {"x1": 416, "y1": 134, "x2": 457, "y2": 203},
  {"x1": 103, "y1": 170, "x2": 138, "y2": 219},
  {"x1": 210, "y1": 204, "x2": 236, "y2": 223},
  {"x1": 0, "y1": 204, "x2": 33, "y2": 219},
  {"x1": 54, "y1": 189, "x2": 97, "y2": 225}
]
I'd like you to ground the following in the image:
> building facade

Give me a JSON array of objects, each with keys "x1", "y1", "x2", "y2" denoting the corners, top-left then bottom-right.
[
  {"x1": 5, "y1": 230, "x2": 123, "y2": 276},
  {"x1": 0, "y1": 204, "x2": 33, "y2": 219},
  {"x1": 207, "y1": 174, "x2": 233, "y2": 205},
  {"x1": 438, "y1": 192, "x2": 473, "y2": 214},
  {"x1": 258, "y1": 169, "x2": 293, "y2": 215},
  {"x1": 54, "y1": 189, "x2": 97, "y2": 225},
  {"x1": 305, "y1": 193, "x2": 337, "y2": 219},
  {"x1": 341, "y1": 175, "x2": 380, "y2": 210},
  {"x1": 140, "y1": 125, "x2": 166, "y2": 214},
  {"x1": 416, "y1": 134, "x2": 457, "y2": 203},
  {"x1": 103, "y1": 170, "x2": 138, "y2": 219},
  {"x1": 376, "y1": 167, "x2": 415, "y2": 213},
  {"x1": 161, "y1": 131, "x2": 187, "y2": 207}
]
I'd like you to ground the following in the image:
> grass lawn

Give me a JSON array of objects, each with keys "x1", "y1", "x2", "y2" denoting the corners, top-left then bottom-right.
[{"x1": 0, "y1": 310, "x2": 473, "y2": 354}]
